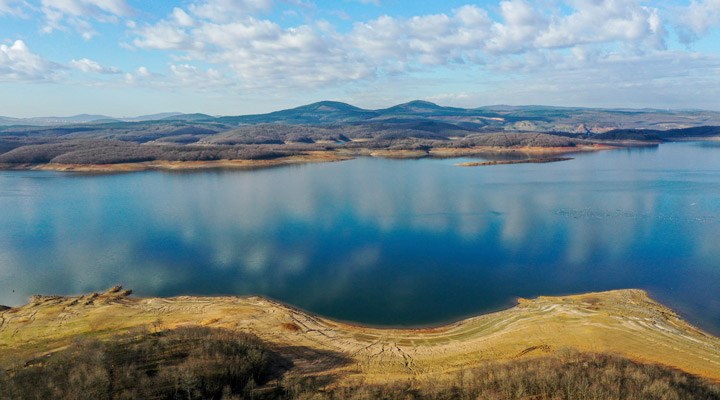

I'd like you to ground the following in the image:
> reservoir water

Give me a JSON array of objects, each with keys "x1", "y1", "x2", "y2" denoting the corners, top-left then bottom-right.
[{"x1": 1, "y1": 142, "x2": 719, "y2": 333}]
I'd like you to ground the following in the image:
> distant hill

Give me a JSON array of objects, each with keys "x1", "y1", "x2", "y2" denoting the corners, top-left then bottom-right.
[
  {"x1": 3, "y1": 102, "x2": 720, "y2": 132},
  {"x1": 123, "y1": 112, "x2": 184, "y2": 122},
  {"x1": 216, "y1": 101, "x2": 380, "y2": 125},
  {"x1": 379, "y1": 100, "x2": 471, "y2": 116},
  {"x1": 0, "y1": 116, "x2": 21, "y2": 126},
  {"x1": 212, "y1": 102, "x2": 720, "y2": 131},
  {"x1": 0, "y1": 112, "x2": 196, "y2": 126},
  {"x1": 160, "y1": 113, "x2": 214, "y2": 122},
  {"x1": 0, "y1": 114, "x2": 113, "y2": 126}
]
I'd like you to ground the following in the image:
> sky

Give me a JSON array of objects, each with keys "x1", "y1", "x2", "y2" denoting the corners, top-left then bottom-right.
[{"x1": 1, "y1": 0, "x2": 720, "y2": 117}]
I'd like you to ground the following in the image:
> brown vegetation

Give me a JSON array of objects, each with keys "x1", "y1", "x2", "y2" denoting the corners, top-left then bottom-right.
[
  {"x1": 0, "y1": 326, "x2": 281, "y2": 400},
  {"x1": 0, "y1": 140, "x2": 288, "y2": 165},
  {"x1": 290, "y1": 351, "x2": 720, "y2": 400},
  {"x1": 438, "y1": 132, "x2": 581, "y2": 148},
  {"x1": 1, "y1": 329, "x2": 718, "y2": 399},
  {"x1": 0, "y1": 119, "x2": 627, "y2": 172}
]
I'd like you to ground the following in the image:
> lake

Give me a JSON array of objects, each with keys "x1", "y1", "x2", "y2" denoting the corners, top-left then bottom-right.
[{"x1": 1, "y1": 142, "x2": 719, "y2": 333}]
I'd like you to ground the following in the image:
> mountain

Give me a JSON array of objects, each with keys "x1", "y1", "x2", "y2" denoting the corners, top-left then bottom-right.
[
  {"x1": 216, "y1": 101, "x2": 380, "y2": 125},
  {"x1": 160, "y1": 113, "x2": 214, "y2": 122},
  {"x1": 3, "y1": 102, "x2": 720, "y2": 132},
  {"x1": 123, "y1": 112, "x2": 185, "y2": 122},
  {"x1": 378, "y1": 100, "x2": 471, "y2": 116}
]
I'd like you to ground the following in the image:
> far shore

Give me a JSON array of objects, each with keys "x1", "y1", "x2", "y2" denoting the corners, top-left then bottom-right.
[
  {"x1": 0, "y1": 144, "x2": 626, "y2": 173},
  {"x1": 0, "y1": 151, "x2": 352, "y2": 173}
]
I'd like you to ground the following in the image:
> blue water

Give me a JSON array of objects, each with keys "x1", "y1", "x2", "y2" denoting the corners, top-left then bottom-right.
[{"x1": 1, "y1": 142, "x2": 719, "y2": 333}]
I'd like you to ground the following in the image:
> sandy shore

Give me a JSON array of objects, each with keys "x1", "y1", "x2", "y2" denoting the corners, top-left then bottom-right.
[
  {"x1": 0, "y1": 151, "x2": 352, "y2": 173},
  {"x1": 2, "y1": 288, "x2": 718, "y2": 384}
]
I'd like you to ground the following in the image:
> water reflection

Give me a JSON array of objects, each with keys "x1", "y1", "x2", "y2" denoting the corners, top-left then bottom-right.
[{"x1": 0, "y1": 142, "x2": 719, "y2": 333}]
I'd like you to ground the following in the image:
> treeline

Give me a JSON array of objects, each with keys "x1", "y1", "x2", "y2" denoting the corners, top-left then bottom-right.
[
  {"x1": 0, "y1": 140, "x2": 287, "y2": 164},
  {"x1": 294, "y1": 351, "x2": 720, "y2": 400},
  {"x1": 201, "y1": 121, "x2": 471, "y2": 146},
  {"x1": 588, "y1": 126, "x2": 720, "y2": 141},
  {"x1": 0, "y1": 327, "x2": 282, "y2": 400},
  {"x1": 439, "y1": 132, "x2": 581, "y2": 148},
  {"x1": 202, "y1": 124, "x2": 350, "y2": 145}
]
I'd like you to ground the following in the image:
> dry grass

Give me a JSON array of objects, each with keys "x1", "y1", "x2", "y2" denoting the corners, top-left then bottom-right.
[
  {"x1": 292, "y1": 351, "x2": 720, "y2": 400},
  {"x1": 3, "y1": 335, "x2": 718, "y2": 400},
  {"x1": 0, "y1": 327, "x2": 279, "y2": 400},
  {"x1": 1, "y1": 288, "x2": 719, "y2": 389}
]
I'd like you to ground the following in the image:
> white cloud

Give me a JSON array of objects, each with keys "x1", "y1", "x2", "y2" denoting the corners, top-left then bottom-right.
[
  {"x1": 124, "y1": 66, "x2": 155, "y2": 85},
  {"x1": 0, "y1": 0, "x2": 27, "y2": 15},
  {"x1": 40, "y1": 0, "x2": 133, "y2": 38},
  {"x1": 350, "y1": 6, "x2": 492, "y2": 67},
  {"x1": 0, "y1": 39, "x2": 61, "y2": 81},
  {"x1": 478, "y1": 49, "x2": 720, "y2": 109},
  {"x1": 677, "y1": 0, "x2": 720, "y2": 43},
  {"x1": 483, "y1": 0, "x2": 667, "y2": 53},
  {"x1": 188, "y1": 0, "x2": 272, "y2": 22},
  {"x1": 133, "y1": 9, "x2": 374, "y2": 88},
  {"x1": 535, "y1": 0, "x2": 666, "y2": 50},
  {"x1": 169, "y1": 63, "x2": 228, "y2": 88},
  {"x1": 486, "y1": 0, "x2": 547, "y2": 54},
  {"x1": 70, "y1": 57, "x2": 120, "y2": 74},
  {"x1": 2, "y1": 0, "x2": 716, "y2": 110},
  {"x1": 132, "y1": 19, "x2": 197, "y2": 50},
  {"x1": 121, "y1": 63, "x2": 234, "y2": 91},
  {"x1": 172, "y1": 7, "x2": 195, "y2": 27},
  {"x1": 125, "y1": 1, "x2": 689, "y2": 91}
]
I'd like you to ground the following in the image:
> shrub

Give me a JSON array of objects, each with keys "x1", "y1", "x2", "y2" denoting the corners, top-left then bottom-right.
[{"x1": 0, "y1": 327, "x2": 278, "y2": 400}]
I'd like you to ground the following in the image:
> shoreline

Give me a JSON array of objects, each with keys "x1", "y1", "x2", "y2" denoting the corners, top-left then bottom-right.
[
  {"x1": 2, "y1": 287, "x2": 719, "y2": 384},
  {"x1": 0, "y1": 151, "x2": 353, "y2": 173}
]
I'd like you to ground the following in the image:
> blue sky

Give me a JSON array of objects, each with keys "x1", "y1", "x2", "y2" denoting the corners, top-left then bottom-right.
[{"x1": 1, "y1": 0, "x2": 720, "y2": 117}]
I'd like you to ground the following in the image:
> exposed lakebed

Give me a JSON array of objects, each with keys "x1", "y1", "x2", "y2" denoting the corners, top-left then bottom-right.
[{"x1": 1, "y1": 142, "x2": 719, "y2": 333}]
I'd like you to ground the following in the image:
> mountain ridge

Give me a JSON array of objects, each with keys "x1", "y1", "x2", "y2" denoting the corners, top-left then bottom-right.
[{"x1": 5, "y1": 101, "x2": 720, "y2": 128}]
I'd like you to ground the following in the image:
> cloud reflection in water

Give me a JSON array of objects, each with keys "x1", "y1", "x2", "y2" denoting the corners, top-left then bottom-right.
[{"x1": 0, "y1": 143, "x2": 719, "y2": 333}]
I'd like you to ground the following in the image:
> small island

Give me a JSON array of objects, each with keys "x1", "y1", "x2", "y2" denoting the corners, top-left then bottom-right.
[{"x1": 456, "y1": 157, "x2": 574, "y2": 166}]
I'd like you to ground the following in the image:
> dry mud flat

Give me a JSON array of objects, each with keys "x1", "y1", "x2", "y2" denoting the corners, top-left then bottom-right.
[{"x1": 1, "y1": 288, "x2": 719, "y2": 385}]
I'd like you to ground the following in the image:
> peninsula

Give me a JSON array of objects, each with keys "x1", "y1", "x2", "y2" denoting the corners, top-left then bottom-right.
[
  {"x1": 2, "y1": 102, "x2": 719, "y2": 172},
  {"x1": 2, "y1": 287, "x2": 719, "y2": 398}
]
